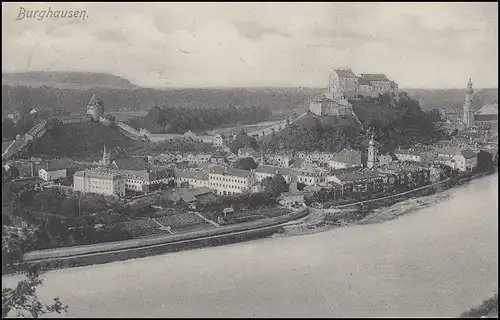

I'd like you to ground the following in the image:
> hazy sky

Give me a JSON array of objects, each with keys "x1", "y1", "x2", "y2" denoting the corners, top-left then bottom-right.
[{"x1": 2, "y1": 2, "x2": 498, "y2": 89}]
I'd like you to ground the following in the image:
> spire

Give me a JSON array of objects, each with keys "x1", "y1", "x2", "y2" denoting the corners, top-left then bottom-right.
[{"x1": 467, "y1": 78, "x2": 473, "y2": 94}]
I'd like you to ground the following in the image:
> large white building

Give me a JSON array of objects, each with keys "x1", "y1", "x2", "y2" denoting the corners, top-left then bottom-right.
[
  {"x1": 253, "y1": 165, "x2": 292, "y2": 183},
  {"x1": 208, "y1": 167, "x2": 256, "y2": 196},
  {"x1": 73, "y1": 169, "x2": 126, "y2": 197},
  {"x1": 174, "y1": 169, "x2": 210, "y2": 188}
]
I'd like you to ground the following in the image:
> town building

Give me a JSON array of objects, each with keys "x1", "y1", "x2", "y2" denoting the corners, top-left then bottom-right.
[
  {"x1": 73, "y1": 169, "x2": 126, "y2": 197},
  {"x1": 435, "y1": 146, "x2": 478, "y2": 172},
  {"x1": 328, "y1": 148, "x2": 363, "y2": 169},
  {"x1": 253, "y1": 165, "x2": 292, "y2": 183},
  {"x1": 268, "y1": 151, "x2": 294, "y2": 168},
  {"x1": 279, "y1": 190, "x2": 304, "y2": 209},
  {"x1": 238, "y1": 147, "x2": 256, "y2": 158},
  {"x1": 208, "y1": 166, "x2": 256, "y2": 196},
  {"x1": 213, "y1": 133, "x2": 224, "y2": 147},
  {"x1": 331, "y1": 170, "x2": 385, "y2": 194},
  {"x1": 291, "y1": 164, "x2": 329, "y2": 186},
  {"x1": 174, "y1": 169, "x2": 210, "y2": 188},
  {"x1": 38, "y1": 158, "x2": 77, "y2": 181}
]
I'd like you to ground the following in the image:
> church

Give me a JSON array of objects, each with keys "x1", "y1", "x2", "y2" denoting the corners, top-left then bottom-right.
[{"x1": 461, "y1": 79, "x2": 498, "y2": 131}]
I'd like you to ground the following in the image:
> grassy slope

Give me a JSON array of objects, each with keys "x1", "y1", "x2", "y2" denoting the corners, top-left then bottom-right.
[{"x1": 26, "y1": 122, "x2": 146, "y2": 161}]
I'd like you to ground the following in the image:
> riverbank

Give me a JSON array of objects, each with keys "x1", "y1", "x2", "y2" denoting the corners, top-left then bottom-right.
[
  {"x1": 2, "y1": 172, "x2": 497, "y2": 318},
  {"x1": 275, "y1": 171, "x2": 495, "y2": 238},
  {"x1": 3, "y1": 208, "x2": 309, "y2": 274}
]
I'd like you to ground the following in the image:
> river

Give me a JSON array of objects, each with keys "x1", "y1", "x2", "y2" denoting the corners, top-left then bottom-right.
[{"x1": 3, "y1": 174, "x2": 498, "y2": 317}]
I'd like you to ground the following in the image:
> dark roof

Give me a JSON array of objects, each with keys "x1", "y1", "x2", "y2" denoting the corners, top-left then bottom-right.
[
  {"x1": 174, "y1": 169, "x2": 209, "y2": 180},
  {"x1": 461, "y1": 149, "x2": 477, "y2": 159},
  {"x1": 44, "y1": 158, "x2": 77, "y2": 171},
  {"x1": 112, "y1": 157, "x2": 148, "y2": 171},
  {"x1": 333, "y1": 69, "x2": 357, "y2": 78},
  {"x1": 254, "y1": 165, "x2": 291, "y2": 176},
  {"x1": 88, "y1": 94, "x2": 103, "y2": 106},
  {"x1": 331, "y1": 149, "x2": 363, "y2": 165},
  {"x1": 475, "y1": 114, "x2": 498, "y2": 121},
  {"x1": 335, "y1": 171, "x2": 382, "y2": 182},
  {"x1": 360, "y1": 73, "x2": 390, "y2": 82},
  {"x1": 209, "y1": 166, "x2": 253, "y2": 178}
]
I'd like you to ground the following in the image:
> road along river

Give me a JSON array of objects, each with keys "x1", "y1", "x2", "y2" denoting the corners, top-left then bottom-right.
[{"x1": 2, "y1": 174, "x2": 498, "y2": 317}]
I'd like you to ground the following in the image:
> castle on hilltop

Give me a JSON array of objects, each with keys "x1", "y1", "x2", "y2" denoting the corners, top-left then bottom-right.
[{"x1": 310, "y1": 68, "x2": 399, "y2": 116}]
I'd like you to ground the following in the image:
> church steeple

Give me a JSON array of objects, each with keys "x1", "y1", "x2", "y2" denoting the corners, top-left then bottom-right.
[
  {"x1": 463, "y1": 78, "x2": 474, "y2": 128},
  {"x1": 102, "y1": 144, "x2": 110, "y2": 166},
  {"x1": 367, "y1": 129, "x2": 378, "y2": 169}
]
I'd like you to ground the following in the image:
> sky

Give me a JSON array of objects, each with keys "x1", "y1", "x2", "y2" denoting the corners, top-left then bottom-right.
[{"x1": 2, "y1": 2, "x2": 498, "y2": 89}]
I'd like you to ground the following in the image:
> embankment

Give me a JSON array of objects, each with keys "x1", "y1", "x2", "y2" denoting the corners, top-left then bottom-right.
[
  {"x1": 276, "y1": 173, "x2": 491, "y2": 238},
  {"x1": 11, "y1": 208, "x2": 309, "y2": 273}
]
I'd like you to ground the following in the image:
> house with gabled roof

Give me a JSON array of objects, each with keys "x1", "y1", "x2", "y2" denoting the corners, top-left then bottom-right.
[{"x1": 328, "y1": 148, "x2": 363, "y2": 169}]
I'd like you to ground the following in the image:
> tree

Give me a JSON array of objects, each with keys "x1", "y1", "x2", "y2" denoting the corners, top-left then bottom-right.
[
  {"x1": 2, "y1": 119, "x2": 17, "y2": 140},
  {"x1": 2, "y1": 264, "x2": 68, "y2": 318},
  {"x1": 233, "y1": 157, "x2": 258, "y2": 170},
  {"x1": 230, "y1": 129, "x2": 258, "y2": 154},
  {"x1": 261, "y1": 174, "x2": 289, "y2": 197}
]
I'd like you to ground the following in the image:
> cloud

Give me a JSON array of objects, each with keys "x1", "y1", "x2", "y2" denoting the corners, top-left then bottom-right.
[
  {"x1": 1, "y1": 2, "x2": 497, "y2": 88},
  {"x1": 233, "y1": 21, "x2": 290, "y2": 41}
]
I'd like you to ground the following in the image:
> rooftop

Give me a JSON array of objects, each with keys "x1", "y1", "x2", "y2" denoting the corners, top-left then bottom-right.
[
  {"x1": 360, "y1": 73, "x2": 391, "y2": 82},
  {"x1": 209, "y1": 166, "x2": 253, "y2": 178},
  {"x1": 44, "y1": 158, "x2": 77, "y2": 171},
  {"x1": 174, "y1": 169, "x2": 209, "y2": 180},
  {"x1": 461, "y1": 149, "x2": 477, "y2": 159},
  {"x1": 333, "y1": 68, "x2": 357, "y2": 78},
  {"x1": 87, "y1": 94, "x2": 103, "y2": 106},
  {"x1": 331, "y1": 148, "x2": 363, "y2": 166},
  {"x1": 254, "y1": 165, "x2": 291, "y2": 176},
  {"x1": 112, "y1": 157, "x2": 149, "y2": 171}
]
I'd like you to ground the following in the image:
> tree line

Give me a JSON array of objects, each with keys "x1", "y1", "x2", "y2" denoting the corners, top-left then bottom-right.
[
  {"x1": 261, "y1": 95, "x2": 448, "y2": 154},
  {"x1": 126, "y1": 105, "x2": 273, "y2": 134}
]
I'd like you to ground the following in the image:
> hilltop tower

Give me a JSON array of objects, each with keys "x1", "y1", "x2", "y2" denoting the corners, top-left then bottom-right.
[
  {"x1": 367, "y1": 131, "x2": 378, "y2": 169},
  {"x1": 87, "y1": 94, "x2": 104, "y2": 121},
  {"x1": 463, "y1": 78, "x2": 475, "y2": 128}
]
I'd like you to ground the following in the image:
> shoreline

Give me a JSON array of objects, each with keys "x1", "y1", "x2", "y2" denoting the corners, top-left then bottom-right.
[
  {"x1": 4, "y1": 171, "x2": 496, "y2": 274},
  {"x1": 273, "y1": 172, "x2": 495, "y2": 238}
]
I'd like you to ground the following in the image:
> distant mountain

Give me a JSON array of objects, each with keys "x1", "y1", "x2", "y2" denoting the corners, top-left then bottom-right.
[
  {"x1": 403, "y1": 88, "x2": 498, "y2": 112},
  {"x1": 2, "y1": 72, "x2": 138, "y2": 90}
]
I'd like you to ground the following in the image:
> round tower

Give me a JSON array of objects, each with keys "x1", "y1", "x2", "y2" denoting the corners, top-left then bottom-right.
[{"x1": 87, "y1": 94, "x2": 104, "y2": 121}]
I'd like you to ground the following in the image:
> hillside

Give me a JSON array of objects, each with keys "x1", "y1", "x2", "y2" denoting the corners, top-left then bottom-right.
[
  {"x1": 1, "y1": 85, "x2": 322, "y2": 117},
  {"x1": 261, "y1": 94, "x2": 446, "y2": 153},
  {"x1": 25, "y1": 122, "x2": 146, "y2": 161},
  {"x1": 403, "y1": 88, "x2": 498, "y2": 111},
  {"x1": 2, "y1": 72, "x2": 137, "y2": 90}
]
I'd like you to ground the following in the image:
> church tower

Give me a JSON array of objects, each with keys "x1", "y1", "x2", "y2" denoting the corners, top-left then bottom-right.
[
  {"x1": 102, "y1": 144, "x2": 110, "y2": 166},
  {"x1": 463, "y1": 78, "x2": 475, "y2": 128},
  {"x1": 367, "y1": 132, "x2": 378, "y2": 169}
]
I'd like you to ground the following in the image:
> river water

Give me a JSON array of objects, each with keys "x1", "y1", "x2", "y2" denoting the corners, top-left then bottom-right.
[{"x1": 3, "y1": 174, "x2": 498, "y2": 317}]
